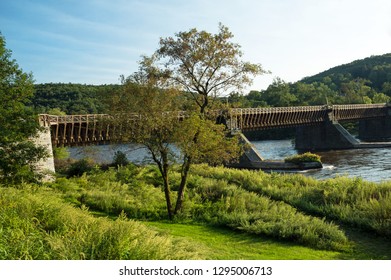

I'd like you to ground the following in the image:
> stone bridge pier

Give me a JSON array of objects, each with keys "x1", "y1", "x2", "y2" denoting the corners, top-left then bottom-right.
[
  {"x1": 295, "y1": 121, "x2": 360, "y2": 150},
  {"x1": 358, "y1": 115, "x2": 391, "y2": 141},
  {"x1": 33, "y1": 124, "x2": 56, "y2": 178},
  {"x1": 295, "y1": 106, "x2": 391, "y2": 150}
]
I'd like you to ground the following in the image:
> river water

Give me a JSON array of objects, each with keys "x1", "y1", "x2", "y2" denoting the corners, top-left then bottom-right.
[
  {"x1": 252, "y1": 140, "x2": 391, "y2": 182},
  {"x1": 68, "y1": 140, "x2": 391, "y2": 183}
]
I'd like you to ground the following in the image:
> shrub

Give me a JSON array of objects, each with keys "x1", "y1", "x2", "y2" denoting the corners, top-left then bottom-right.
[
  {"x1": 112, "y1": 151, "x2": 129, "y2": 167},
  {"x1": 66, "y1": 159, "x2": 95, "y2": 178},
  {"x1": 284, "y1": 152, "x2": 322, "y2": 164},
  {"x1": 53, "y1": 147, "x2": 70, "y2": 160}
]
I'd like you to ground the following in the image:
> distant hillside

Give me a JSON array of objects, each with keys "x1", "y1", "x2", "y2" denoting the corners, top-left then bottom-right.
[
  {"x1": 239, "y1": 53, "x2": 391, "y2": 108},
  {"x1": 301, "y1": 53, "x2": 391, "y2": 91},
  {"x1": 32, "y1": 83, "x2": 120, "y2": 114},
  {"x1": 31, "y1": 54, "x2": 391, "y2": 115}
]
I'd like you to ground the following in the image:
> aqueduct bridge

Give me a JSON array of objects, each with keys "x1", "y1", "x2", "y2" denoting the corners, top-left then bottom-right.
[
  {"x1": 39, "y1": 103, "x2": 391, "y2": 148},
  {"x1": 37, "y1": 103, "x2": 391, "y2": 172}
]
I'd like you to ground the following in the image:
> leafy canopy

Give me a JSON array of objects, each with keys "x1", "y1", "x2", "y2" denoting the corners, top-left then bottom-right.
[
  {"x1": 145, "y1": 23, "x2": 268, "y2": 113},
  {"x1": 0, "y1": 33, "x2": 47, "y2": 183}
]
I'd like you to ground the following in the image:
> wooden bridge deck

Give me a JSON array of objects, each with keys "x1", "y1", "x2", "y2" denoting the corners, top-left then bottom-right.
[{"x1": 39, "y1": 103, "x2": 390, "y2": 147}]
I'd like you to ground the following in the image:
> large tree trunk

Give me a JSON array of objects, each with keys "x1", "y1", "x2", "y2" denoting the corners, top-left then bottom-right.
[
  {"x1": 200, "y1": 94, "x2": 209, "y2": 116},
  {"x1": 162, "y1": 170, "x2": 173, "y2": 220},
  {"x1": 174, "y1": 155, "x2": 192, "y2": 215},
  {"x1": 151, "y1": 148, "x2": 173, "y2": 220}
]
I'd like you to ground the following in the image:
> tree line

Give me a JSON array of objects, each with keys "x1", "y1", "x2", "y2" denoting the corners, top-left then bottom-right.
[{"x1": 31, "y1": 53, "x2": 391, "y2": 116}]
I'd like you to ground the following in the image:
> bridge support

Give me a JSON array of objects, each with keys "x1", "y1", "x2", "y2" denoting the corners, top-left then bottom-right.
[
  {"x1": 358, "y1": 116, "x2": 391, "y2": 141},
  {"x1": 227, "y1": 132, "x2": 264, "y2": 168},
  {"x1": 34, "y1": 125, "x2": 56, "y2": 180},
  {"x1": 295, "y1": 121, "x2": 359, "y2": 150}
]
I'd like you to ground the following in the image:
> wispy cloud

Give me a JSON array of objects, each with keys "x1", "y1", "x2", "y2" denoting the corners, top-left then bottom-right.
[{"x1": 1, "y1": 0, "x2": 391, "y2": 89}]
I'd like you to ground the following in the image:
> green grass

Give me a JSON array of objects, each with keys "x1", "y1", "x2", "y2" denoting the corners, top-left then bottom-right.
[
  {"x1": 2, "y1": 162, "x2": 391, "y2": 260},
  {"x1": 147, "y1": 222, "x2": 340, "y2": 260},
  {"x1": 147, "y1": 221, "x2": 391, "y2": 260},
  {"x1": 0, "y1": 186, "x2": 202, "y2": 260}
]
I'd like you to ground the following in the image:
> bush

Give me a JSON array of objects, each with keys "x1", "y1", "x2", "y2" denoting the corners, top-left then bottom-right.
[
  {"x1": 66, "y1": 159, "x2": 95, "y2": 178},
  {"x1": 112, "y1": 151, "x2": 129, "y2": 167},
  {"x1": 53, "y1": 147, "x2": 70, "y2": 160},
  {"x1": 284, "y1": 152, "x2": 322, "y2": 164}
]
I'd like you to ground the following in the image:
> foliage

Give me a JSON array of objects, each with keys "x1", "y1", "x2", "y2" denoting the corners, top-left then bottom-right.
[
  {"x1": 53, "y1": 147, "x2": 70, "y2": 160},
  {"x1": 284, "y1": 152, "x2": 322, "y2": 164},
  {"x1": 65, "y1": 159, "x2": 95, "y2": 178},
  {"x1": 190, "y1": 165, "x2": 391, "y2": 238},
  {"x1": 114, "y1": 23, "x2": 256, "y2": 219},
  {"x1": 0, "y1": 33, "x2": 48, "y2": 183},
  {"x1": 32, "y1": 83, "x2": 119, "y2": 114},
  {"x1": 107, "y1": 77, "x2": 183, "y2": 219},
  {"x1": 4, "y1": 163, "x2": 391, "y2": 258},
  {"x1": 143, "y1": 23, "x2": 268, "y2": 114},
  {"x1": 50, "y1": 165, "x2": 350, "y2": 251},
  {"x1": 184, "y1": 173, "x2": 348, "y2": 251},
  {"x1": 0, "y1": 185, "x2": 200, "y2": 260},
  {"x1": 112, "y1": 151, "x2": 129, "y2": 167},
  {"x1": 173, "y1": 114, "x2": 242, "y2": 165}
]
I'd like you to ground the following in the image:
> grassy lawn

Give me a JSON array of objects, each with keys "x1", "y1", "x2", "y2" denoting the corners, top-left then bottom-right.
[{"x1": 147, "y1": 221, "x2": 391, "y2": 260}]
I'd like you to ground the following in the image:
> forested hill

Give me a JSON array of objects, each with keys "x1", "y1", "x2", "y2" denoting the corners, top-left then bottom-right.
[
  {"x1": 32, "y1": 83, "x2": 119, "y2": 114},
  {"x1": 31, "y1": 54, "x2": 391, "y2": 115},
  {"x1": 232, "y1": 53, "x2": 391, "y2": 108},
  {"x1": 301, "y1": 53, "x2": 391, "y2": 91}
]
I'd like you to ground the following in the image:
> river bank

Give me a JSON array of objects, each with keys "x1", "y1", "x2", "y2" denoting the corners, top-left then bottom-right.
[{"x1": 67, "y1": 139, "x2": 391, "y2": 182}]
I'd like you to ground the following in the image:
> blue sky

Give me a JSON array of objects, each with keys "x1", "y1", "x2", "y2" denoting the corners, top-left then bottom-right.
[{"x1": 1, "y1": 0, "x2": 391, "y2": 91}]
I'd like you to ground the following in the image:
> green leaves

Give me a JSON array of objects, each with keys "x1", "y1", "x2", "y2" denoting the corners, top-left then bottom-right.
[
  {"x1": 0, "y1": 34, "x2": 46, "y2": 183},
  {"x1": 173, "y1": 114, "x2": 242, "y2": 165},
  {"x1": 153, "y1": 24, "x2": 268, "y2": 113}
]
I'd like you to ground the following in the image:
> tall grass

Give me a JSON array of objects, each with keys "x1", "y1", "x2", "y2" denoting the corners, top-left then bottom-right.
[
  {"x1": 51, "y1": 166, "x2": 167, "y2": 220},
  {"x1": 0, "y1": 185, "x2": 202, "y2": 260},
  {"x1": 51, "y1": 164, "x2": 350, "y2": 251},
  {"x1": 190, "y1": 164, "x2": 391, "y2": 237},
  {"x1": 184, "y1": 174, "x2": 349, "y2": 251}
]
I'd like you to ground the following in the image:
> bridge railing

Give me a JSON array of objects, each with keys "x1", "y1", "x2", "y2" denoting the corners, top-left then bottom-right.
[
  {"x1": 39, "y1": 103, "x2": 390, "y2": 146},
  {"x1": 331, "y1": 103, "x2": 388, "y2": 121},
  {"x1": 227, "y1": 105, "x2": 329, "y2": 130},
  {"x1": 227, "y1": 104, "x2": 389, "y2": 130},
  {"x1": 38, "y1": 112, "x2": 189, "y2": 146}
]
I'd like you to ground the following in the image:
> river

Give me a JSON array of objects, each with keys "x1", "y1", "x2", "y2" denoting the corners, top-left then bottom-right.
[{"x1": 68, "y1": 140, "x2": 391, "y2": 183}]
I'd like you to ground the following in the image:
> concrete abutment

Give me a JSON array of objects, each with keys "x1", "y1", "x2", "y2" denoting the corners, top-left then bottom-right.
[
  {"x1": 34, "y1": 125, "x2": 56, "y2": 180},
  {"x1": 295, "y1": 121, "x2": 360, "y2": 150},
  {"x1": 358, "y1": 116, "x2": 391, "y2": 141}
]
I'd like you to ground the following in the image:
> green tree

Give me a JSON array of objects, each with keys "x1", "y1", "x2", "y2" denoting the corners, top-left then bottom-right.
[
  {"x1": 142, "y1": 23, "x2": 268, "y2": 115},
  {"x1": 382, "y1": 82, "x2": 391, "y2": 97},
  {"x1": 107, "y1": 73, "x2": 241, "y2": 219},
  {"x1": 340, "y1": 79, "x2": 373, "y2": 104},
  {"x1": 112, "y1": 24, "x2": 266, "y2": 218},
  {"x1": 372, "y1": 92, "x2": 391, "y2": 103},
  {"x1": 0, "y1": 33, "x2": 47, "y2": 183},
  {"x1": 260, "y1": 77, "x2": 297, "y2": 107}
]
